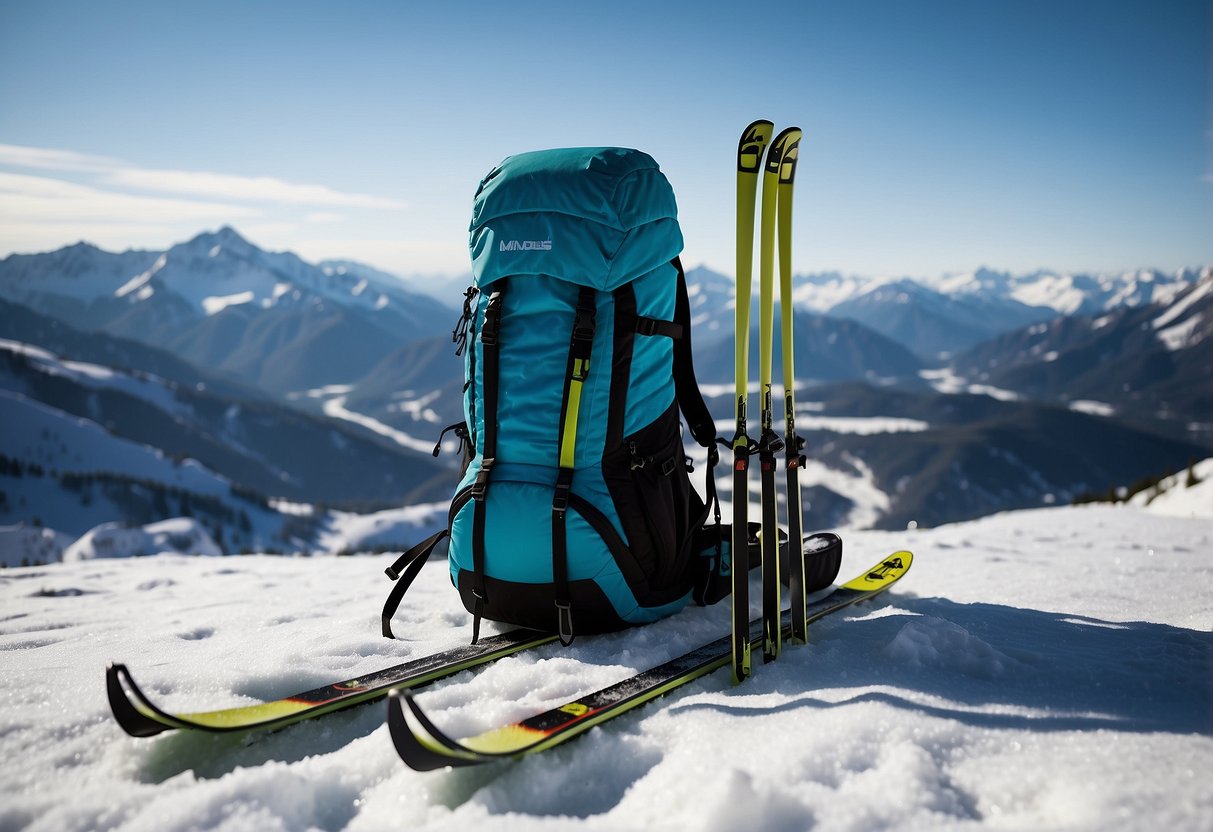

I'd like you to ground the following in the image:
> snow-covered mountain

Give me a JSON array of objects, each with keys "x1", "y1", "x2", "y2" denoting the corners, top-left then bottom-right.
[
  {"x1": 696, "y1": 381, "x2": 1208, "y2": 530},
  {"x1": 679, "y1": 266, "x2": 928, "y2": 384},
  {"x1": 1, "y1": 494, "x2": 1210, "y2": 830},
  {"x1": 930, "y1": 266, "x2": 1203, "y2": 316},
  {"x1": 0, "y1": 228, "x2": 457, "y2": 394},
  {"x1": 5, "y1": 230, "x2": 1203, "y2": 395},
  {"x1": 945, "y1": 271, "x2": 1213, "y2": 444},
  {"x1": 320, "y1": 259, "x2": 472, "y2": 305},
  {"x1": 0, "y1": 326, "x2": 463, "y2": 564},
  {"x1": 0, "y1": 333, "x2": 455, "y2": 507},
  {"x1": 827, "y1": 278, "x2": 1054, "y2": 359},
  {"x1": 694, "y1": 264, "x2": 1205, "y2": 360},
  {"x1": 2, "y1": 227, "x2": 448, "y2": 325},
  {"x1": 0, "y1": 241, "x2": 162, "y2": 305}
]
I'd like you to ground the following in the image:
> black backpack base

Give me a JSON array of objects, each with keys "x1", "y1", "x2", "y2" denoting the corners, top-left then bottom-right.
[{"x1": 454, "y1": 528, "x2": 843, "y2": 634}]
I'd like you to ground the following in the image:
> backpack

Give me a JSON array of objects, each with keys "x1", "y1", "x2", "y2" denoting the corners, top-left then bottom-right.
[
  {"x1": 380, "y1": 147, "x2": 727, "y2": 644},
  {"x1": 380, "y1": 147, "x2": 840, "y2": 644}
]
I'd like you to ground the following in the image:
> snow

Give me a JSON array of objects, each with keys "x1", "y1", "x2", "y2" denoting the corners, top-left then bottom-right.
[
  {"x1": 0, "y1": 502, "x2": 1209, "y2": 831},
  {"x1": 114, "y1": 268, "x2": 154, "y2": 299},
  {"x1": 62, "y1": 517, "x2": 222, "y2": 562},
  {"x1": 0, "y1": 339, "x2": 193, "y2": 419},
  {"x1": 795, "y1": 414, "x2": 929, "y2": 435},
  {"x1": 702, "y1": 391, "x2": 921, "y2": 441},
  {"x1": 1069, "y1": 400, "x2": 1116, "y2": 417},
  {"x1": 285, "y1": 375, "x2": 445, "y2": 449},
  {"x1": 1129, "y1": 459, "x2": 1213, "y2": 519},
  {"x1": 0, "y1": 372, "x2": 455, "y2": 559},
  {"x1": 919, "y1": 368, "x2": 1021, "y2": 402},
  {"x1": 790, "y1": 273, "x2": 887, "y2": 312},
  {"x1": 703, "y1": 396, "x2": 928, "y2": 436},
  {"x1": 0, "y1": 523, "x2": 73, "y2": 568},
  {"x1": 796, "y1": 454, "x2": 890, "y2": 529},
  {"x1": 316, "y1": 503, "x2": 449, "y2": 553},
  {"x1": 1156, "y1": 314, "x2": 1204, "y2": 351},
  {"x1": 1007, "y1": 273, "x2": 1088, "y2": 315},
  {"x1": 201, "y1": 290, "x2": 255, "y2": 315},
  {"x1": 320, "y1": 394, "x2": 437, "y2": 455},
  {"x1": 0, "y1": 390, "x2": 230, "y2": 497},
  {"x1": 1152, "y1": 282, "x2": 1207, "y2": 330},
  {"x1": 388, "y1": 389, "x2": 444, "y2": 425}
]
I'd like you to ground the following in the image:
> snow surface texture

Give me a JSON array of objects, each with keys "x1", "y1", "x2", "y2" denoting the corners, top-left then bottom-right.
[{"x1": 0, "y1": 503, "x2": 1211, "y2": 832}]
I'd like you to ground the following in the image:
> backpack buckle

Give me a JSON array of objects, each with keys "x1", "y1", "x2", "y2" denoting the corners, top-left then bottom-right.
[
  {"x1": 571, "y1": 356, "x2": 591, "y2": 382},
  {"x1": 471, "y1": 457, "x2": 495, "y2": 499},
  {"x1": 552, "y1": 478, "x2": 571, "y2": 514},
  {"x1": 571, "y1": 290, "x2": 597, "y2": 345},
  {"x1": 572, "y1": 321, "x2": 595, "y2": 343}
]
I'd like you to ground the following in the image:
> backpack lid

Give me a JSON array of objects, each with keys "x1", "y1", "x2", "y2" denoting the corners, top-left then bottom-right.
[{"x1": 469, "y1": 147, "x2": 683, "y2": 292}]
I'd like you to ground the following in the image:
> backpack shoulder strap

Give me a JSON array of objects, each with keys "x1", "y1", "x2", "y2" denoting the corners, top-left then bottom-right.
[{"x1": 669, "y1": 258, "x2": 716, "y2": 449}]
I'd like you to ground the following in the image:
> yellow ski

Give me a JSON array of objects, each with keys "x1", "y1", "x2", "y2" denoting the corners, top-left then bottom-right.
[
  {"x1": 731, "y1": 119, "x2": 773, "y2": 683},
  {"x1": 758, "y1": 127, "x2": 802, "y2": 662}
]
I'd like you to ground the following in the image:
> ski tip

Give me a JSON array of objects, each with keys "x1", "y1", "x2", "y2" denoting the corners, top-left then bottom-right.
[
  {"x1": 886, "y1": 550, "x2": 913, "y2": 568},
  {"x1": 765, "y1": 127, "x2": 803, "y2": 183},
  {"x1": 106, "y1": 662, "x2": 172, "y2": 738},
  {"x1": 738, "y1": 120, "x2": 775, "y2": 173},
  {"x1": 388, "y1": 688, "x2": 482, "y2": 771},
  {"x1": 840, "y1": 550, "x2": 913, "y2": 592}
]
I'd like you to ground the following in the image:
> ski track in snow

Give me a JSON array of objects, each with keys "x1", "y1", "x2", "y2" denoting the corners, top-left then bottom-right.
[{"x1": 0, "y1": 504, "x2": 1210, "y2": 831}]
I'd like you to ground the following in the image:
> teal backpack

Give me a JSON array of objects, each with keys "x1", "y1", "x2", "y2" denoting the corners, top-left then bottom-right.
[{"x1": 381, "y1": 147, "x2": 836, "y2": 644}]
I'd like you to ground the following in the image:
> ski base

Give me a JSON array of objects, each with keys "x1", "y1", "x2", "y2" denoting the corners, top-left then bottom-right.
[{"x1": 389, "y1": 551, "x2": 912, "y2": 769}]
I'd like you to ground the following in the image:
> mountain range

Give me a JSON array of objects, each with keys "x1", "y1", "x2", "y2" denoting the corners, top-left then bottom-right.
[
  {"x1": 946, "y1": 278, "x2": 1212, "y2": 443},
  {"x1": 0, "y1": 228, "x2": 454, "y2": 395},
  {"x1": 1, "y1": 227, "x2": 1208, "y2": 556}
]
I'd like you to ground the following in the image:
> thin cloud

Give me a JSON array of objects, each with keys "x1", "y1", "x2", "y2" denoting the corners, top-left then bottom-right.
[
  {"x1": 0, "y1": 171, "x2": 259, "y2": 223},
  {"x1": 0, "y1": 144, "x2": 120, "y2": 173},
  {"x1": 0, "y1": 143, "x2": 411, "y2": 259},
  {"x1": 106, "y1": 168, "x2": 406, "y2": 209},
  {"x1": 0, "y1": 142, "x2": 406, "y2": 209},
  {"x1": 289, "y1": 237, "x2": 468, "y2": 276}
]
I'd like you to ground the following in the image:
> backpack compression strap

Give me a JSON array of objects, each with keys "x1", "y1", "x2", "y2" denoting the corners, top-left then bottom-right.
[
  {"x1": 469, "y1": 284, "x2": 507, "y2": 644},
  {"x1": 552, "y1": 286, "x2": 597, "y2": 646}
]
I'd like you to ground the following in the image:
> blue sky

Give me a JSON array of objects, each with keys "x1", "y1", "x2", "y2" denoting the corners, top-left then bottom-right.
[{"x1": 1, "y1": 0, "x2": 1209, "y2": 280}]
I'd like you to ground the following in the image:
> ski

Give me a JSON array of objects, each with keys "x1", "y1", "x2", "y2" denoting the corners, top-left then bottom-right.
[
  {"x1": 731, "y1": 119, "x2": 773, "y2": 684},
  {"x1": 772, "y1": 128, "x2": 807, "y2": 644},
  {"x1": 388, "y1": 551, "x2": 912, "y2": 770},
  {"x1": 757, "y1": 127, "x2": 801, "y2": 664},
  {"x1": 106, "y1": 540, "x2": 817, "y2": 738},
  {"x1": 106, "y1": 627, "x2": 557, "y2": 737}
]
